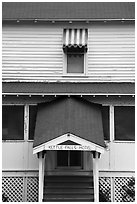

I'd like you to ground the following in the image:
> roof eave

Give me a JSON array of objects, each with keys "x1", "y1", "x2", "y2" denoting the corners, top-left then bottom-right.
[{"x1": 2, "y1": 18, "x2": 135, "y2": 22}]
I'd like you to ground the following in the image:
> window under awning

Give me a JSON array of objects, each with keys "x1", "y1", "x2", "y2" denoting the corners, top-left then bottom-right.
[
  {"x1": 63, "y1": 29, "x2": 88, "y2": 52},
  {"x1": 33, "y1": 96, "x2": 105, "y2": 154}
]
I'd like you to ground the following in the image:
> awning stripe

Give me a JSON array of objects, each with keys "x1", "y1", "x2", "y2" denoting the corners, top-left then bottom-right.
[
  {"x1": 76, "y1": 29, "x2": 80, "y2": 45},
  {"x1": 65, "y1": 29, "x2": 69, "y2": 45},
  {"x1": 71, "y1": 29, "x2": 75, "y2": 45},
  {"x1": 63, "y1": 29, "x2": 88, "y2": 48},
  {"x1": 82, "y1": 29, "x2": 86, "y2": 45}
]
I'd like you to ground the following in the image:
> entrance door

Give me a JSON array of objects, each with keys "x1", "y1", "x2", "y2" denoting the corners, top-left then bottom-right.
[{"x1": 56, "y1": 150, "x2": 83, "y2": 169}]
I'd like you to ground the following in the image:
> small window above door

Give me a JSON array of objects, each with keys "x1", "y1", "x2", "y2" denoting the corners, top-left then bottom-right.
[
  {"x1": 63, "y1": 28, "x2": 88, "y2": 75},
  {"x1": 67, "y1": 52, "x2": 84, "y2": 74}
]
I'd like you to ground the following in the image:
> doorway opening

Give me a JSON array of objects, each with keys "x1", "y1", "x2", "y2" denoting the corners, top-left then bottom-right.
[{"x1": 56, "y1": 150, "x2": 83, "y2": 168}]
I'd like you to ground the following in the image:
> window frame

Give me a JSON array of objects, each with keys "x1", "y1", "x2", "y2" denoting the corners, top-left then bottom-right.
[
  {"x1": 2, "y1": 104, "x2": 38, "y2": 142},
  {"x1": 101, "y1": 105, "x2": 110, "y2": 141},
  {"x1": 113, "y1": 105, "x2": 135, "y2": 143},
  {"x1": 2, "y1": 104, "x2": 25, "y2": 142},
  {"x1": 63, "y1": 28, "x2": 88, "y2": 76},
  {"x1": 63, "y1": 50, "x2": 87, "y2": 76},
  {"x1": 28, "y1": 104, "x2": 37, "y2": 141}
]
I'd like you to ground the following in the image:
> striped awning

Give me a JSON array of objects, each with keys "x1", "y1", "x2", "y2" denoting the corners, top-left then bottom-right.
[{"x1": 63, "y1": 29, "x2": 88, "y2": 51}]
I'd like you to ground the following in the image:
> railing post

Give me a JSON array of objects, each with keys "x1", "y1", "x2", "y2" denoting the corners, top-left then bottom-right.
[
  {"x1": 38, "y1": 151, "x2": 45, "y2": 202},
  {"x1": 93, "y1": 151, "x2": 99, "y2": 202}
]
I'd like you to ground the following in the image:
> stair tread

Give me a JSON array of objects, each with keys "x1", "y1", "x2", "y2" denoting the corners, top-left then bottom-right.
[
  {"x1": 45, "y1": 185, "x2": 93, "y2": 188},
  {"x1": 45, "y1": 180, "x2": 93, "y2": 183},
  {"x1": 44, "y1": 186, "x2": 93, "y2": 189},
  {"x1": 45, "y1": 175, "x2": 93, "y2": 177},
  {"x1": 44, "y1": 176, "x2": 93, "y2": 178},
  {"x1": 44, "y1": 189, "x2": 94, "y2": 195},
  {"x1": 44, "y1": 194, "x2": 94, "y2": 197},
  {"x1": 45, "y1": 184, "x2": 93, "y2": 186},
  {"x1": 44, "y1": 195, "x2": 94, "y2": 198},
  {"x1": 43, "y1": 199, "x2": 94, "y2": 202},
  {"x1": 43, "y1": 197, "x2": 94, "y2": 200},
  {"x1": 45, "y1": 176, "x2": 93, "y2": 178},
  {"x1": 43, "y1": 194, "x2": 94, "y2": 197}
]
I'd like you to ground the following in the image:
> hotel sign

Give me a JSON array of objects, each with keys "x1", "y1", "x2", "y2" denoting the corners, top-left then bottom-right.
[
  {"x1": 33, "y1": 133, "x2": 105, "y2": 155},
  {"x1": 48, "y1": 145, "x2": 92, "y2": 151}
]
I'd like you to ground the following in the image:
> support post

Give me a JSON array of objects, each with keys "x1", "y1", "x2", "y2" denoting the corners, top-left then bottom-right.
[
  {"x1": 38, "y1": 152, "x2": 45, "y2": 202},
  {"x1": 93, "y1": 151, "x2": 99, "y2": 202}
]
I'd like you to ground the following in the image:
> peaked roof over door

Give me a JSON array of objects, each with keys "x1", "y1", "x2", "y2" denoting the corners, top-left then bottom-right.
[{"x1": 33, "y1": 96, "x2": 105, "y2": 150}]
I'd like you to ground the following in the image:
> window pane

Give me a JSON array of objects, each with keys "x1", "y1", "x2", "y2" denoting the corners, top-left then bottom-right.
[
  {"x1": 57, "y1": 151, "x2": 68, "y2": 166},
  {"x1": 67, "y1": 54, "x2": 84, "y2": 73},
  {"x1": 29, "y1": 106, "x2": 37, "y2": 140},
  {"x1": 114, "y1": 106, "x2": 135, "y2": 141},
  {"x1": 70, "y1": 151, "x2": 82, "y2": 166},
  {"x1": 2, "y1": 106, "x2": 24, "y2": 140},
  {"x1": 101, "y1": 106, "x2": 110, "y2": 140}
]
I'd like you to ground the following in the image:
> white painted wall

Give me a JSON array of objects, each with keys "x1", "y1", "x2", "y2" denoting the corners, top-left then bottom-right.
[
  {"x1": 99, "y1": 142, "x2": 135, "y2": 171},
  {"x1": 88, "y1": 23, "x2": 135, "y2": 82},
  {"x1": 2, "y1": 142, "x2": 38, "y2": 170},
  {"x1": 2, "y1": 97, "x2": 135, "y2": 174},
  {"x1": 2, "y1": 141, "x2": 135, "y2": 172},
  {"x1": 2, "y1": 24, "x2": 63, "y2": 80},
  {"x1": 2, "y1": 101, "x2": 135, "y2": 172},
  {"x1": 2, "y1": 23, "x2": 135, "y2": 82}
]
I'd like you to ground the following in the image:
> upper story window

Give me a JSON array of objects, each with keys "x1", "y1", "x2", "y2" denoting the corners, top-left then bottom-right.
[
  {"x1": 114, "y1": 106, "x2": 135, "y2": 141},
  {"x1": 63, "y1": 29, "x2": 88, "y2": 74},
  {"x1": 2, "y1": 105, "x2": 24, "y2": 140}
]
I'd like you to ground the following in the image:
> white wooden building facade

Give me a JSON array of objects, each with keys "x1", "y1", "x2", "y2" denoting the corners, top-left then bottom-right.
[{"x1": 2, "y1": 2, "x2": 135, "y2": 202}]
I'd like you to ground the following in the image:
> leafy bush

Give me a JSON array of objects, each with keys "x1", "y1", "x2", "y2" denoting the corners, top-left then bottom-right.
[
  {"x1": 2, "y1": 193, "x2": 8, "y2": 202},
  {"x1": 99, "y1": 190, "x2": 111, "y2": 202},
  {"x1": 121, "y1": 177, "x2": 135, "y2": 202}
]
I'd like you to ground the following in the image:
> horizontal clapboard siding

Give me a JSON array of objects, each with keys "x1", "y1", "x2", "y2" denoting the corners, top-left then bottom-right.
[
  {"x1": 2, "y1": 23, "x2": 135, "y2": 82},
  {"x1": 88, "y1": 24, "x2": 135, "y2": 82},
  {"x1": 2, "y1": 25, "x2": 63, "y2": 79}
]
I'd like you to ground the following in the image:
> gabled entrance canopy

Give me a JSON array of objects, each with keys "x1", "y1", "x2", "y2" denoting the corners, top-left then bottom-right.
[
  {"x1": 33, "y1": 96, "x2": 105, "y2": 154},
  {"x1": 33, "y1": 133, "x2": 104, "y2": 154}
]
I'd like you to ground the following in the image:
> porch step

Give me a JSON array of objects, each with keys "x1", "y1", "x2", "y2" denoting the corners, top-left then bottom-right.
[
  {"x1": 44, "y1": 187, "x2": 94, "y2": 194},
  {"x1": 43, "y1": 175, "x2": 94, "y2": 202}
]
